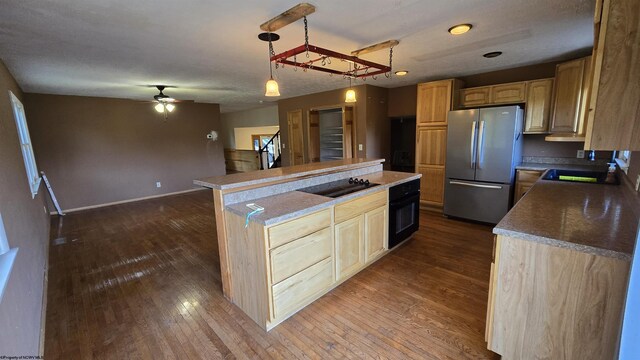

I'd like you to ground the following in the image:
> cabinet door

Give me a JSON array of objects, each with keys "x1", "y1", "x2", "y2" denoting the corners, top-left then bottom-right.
[
  {"x1": 550, "y1": 58, "x2": 587, "y2": 133},
  {"x1": 524, "y1": 79, "x2": 554, "y2": 133},
  {"x1": 415, "y1": 126, "x2": 447, "y2": 166},
  {"x1": 460, "y1": 87, "x2": 491, "y2": 107},
  {"x1": 417, "y1": 80, "x2": 453, "y2": 126},
  {"x1": 335, "y1": 215, "x2": 365, "y2": 281},
  {"x1": 417, "y1": 165, "x2": 445, "y2": 205},
  {"x1": 364, "y1": 206, "x2": 387, "y2": 263},
  {"x1": 491, "y1": 82, "x2": 527, "y2": 104}
]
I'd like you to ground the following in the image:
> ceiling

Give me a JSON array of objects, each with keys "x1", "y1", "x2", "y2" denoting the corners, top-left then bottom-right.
[{"x1": 0, "y1": 0, "x2": 594, "y2": 113}]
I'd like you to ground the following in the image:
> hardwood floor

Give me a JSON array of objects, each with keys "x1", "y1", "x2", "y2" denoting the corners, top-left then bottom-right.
[{"x1": 44, "y1": 190, "x2": 499, "y2": 359}]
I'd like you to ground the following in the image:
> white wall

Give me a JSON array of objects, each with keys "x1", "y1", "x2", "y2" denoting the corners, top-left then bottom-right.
[
  {"x1": 233, "y1": 126, "x2": 280, "y2": 150},
  {"x1": 220, "y1": 105, "x2": 279, "y2": 148},
  {"x1": 620, "y1": 222, "x2": 640, "y2": 359}
]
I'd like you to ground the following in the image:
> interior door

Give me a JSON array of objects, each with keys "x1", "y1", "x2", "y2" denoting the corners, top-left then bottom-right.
[
  {"x1": 287, "y1": 109, "x2": 304, "y2": 165},
  {"x1": 475, "y1": 107, "x2": 520, "y2": 183},
  {"x1": 308, "y1": 110, "x2": 320, "y2": 162},
  {"x1": 445, "y1": 109, "x2": 478, "y2": 181}
]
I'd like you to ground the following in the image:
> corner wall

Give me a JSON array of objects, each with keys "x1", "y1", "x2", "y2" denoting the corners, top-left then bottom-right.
[
  {"x1": 24, "y1": 94, "x2": 225, "y2": 211},
  {"x1": 0, "y1": 60, "x2": 49, "y2": 356}
]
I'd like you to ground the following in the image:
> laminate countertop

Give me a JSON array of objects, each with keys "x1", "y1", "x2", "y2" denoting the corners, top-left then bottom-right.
[
  {"x1": 494, "y1": 177, "x2": 638, "y2": 261},
  {"x1": 516, "y1": 162, "x2": 608, "y2": 172},
  {"x1": 195, "y1": 158, "x2": 384, "y2": 190},
  {"x1": 225, "y1": 171, "x2": 420, "y2": 226}
]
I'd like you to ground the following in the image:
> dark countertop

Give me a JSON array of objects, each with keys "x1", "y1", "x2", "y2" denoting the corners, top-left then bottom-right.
[
  {"x1": 494, "y1": 178, "x2": 637, "y2": 260},
  {"x1": 516, "y1": 162, "x2": 608, "y2": 172}
]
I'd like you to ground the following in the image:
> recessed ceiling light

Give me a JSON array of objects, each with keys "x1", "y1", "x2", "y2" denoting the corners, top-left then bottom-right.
[
  {"x1": 448, "y1": 24, "x2": 472, "y2": 35},
  {"x1": 394, "y1": 70, "x2": 409, "y2": 76},
  {"x1": 483, "y1": 51, "x2": 503, "y2": 58}
]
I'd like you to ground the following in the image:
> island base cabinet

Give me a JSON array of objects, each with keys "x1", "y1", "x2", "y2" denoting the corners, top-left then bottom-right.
[
  {"x1": 335, "y1": 216, "x2": 365, "y2": 281},
  {"x1": 365, "y1": 206, "x2": 387, "y2": 263},
  {"x1": 486, "y1": 235, "x2": 630, "y2": 359}
]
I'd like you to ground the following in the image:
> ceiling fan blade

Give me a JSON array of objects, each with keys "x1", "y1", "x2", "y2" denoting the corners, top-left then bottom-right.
[{"x1": 260, "y1": 3, "x2": 316, "y2": 32}]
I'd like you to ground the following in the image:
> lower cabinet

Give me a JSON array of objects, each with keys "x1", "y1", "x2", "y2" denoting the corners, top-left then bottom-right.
[
  {"x1": 225, "y1": 189, "x2": 389, "y2": 331},
  {"x1": 514, "y1": 170, "x2": 543, "y2": 205},
  {"x1": 335, "y1": 215, "x2": 365, "y2": 281}
]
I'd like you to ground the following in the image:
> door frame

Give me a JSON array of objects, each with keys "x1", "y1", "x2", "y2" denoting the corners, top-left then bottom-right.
[{"x1": 306, "y1": 104, "x2": 357, "y2": 161}]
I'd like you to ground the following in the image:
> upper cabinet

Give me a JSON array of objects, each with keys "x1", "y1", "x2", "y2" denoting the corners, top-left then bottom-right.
[
  {"x1": 549, "y1": 56, "x2": 592, "y2": 135},
  {"x1": 460, "y1": 82, "x2": 526, "y2": 108},
  {"x1": 524, "y1": 79, "x2": 554, "y2": 134},
  {"x1": 417, "y1": 80, "x2": 463, "y2": 126},
  {"x1": 584, "y1": 0, "x2": 640, "y2": 151}
]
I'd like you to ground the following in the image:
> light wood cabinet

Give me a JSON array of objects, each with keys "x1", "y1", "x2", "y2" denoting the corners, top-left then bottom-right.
[
  {"x1": 417, "y1": 165, "x2": 445, "y2": 205},
  {"x1": 491, "y1": 82, "x2": 527, "y2": 104},
  {"x1": 460, "y1": 86, "x2": 491, "y2": 107},
  {"x1": 514, "y1": 170, "x2": 543, "y2": 205},
  {"x1": 416, "y1": 80, "x2": 459, "y2": 126},
  {"x1": 415, "y1": 127, "x2": 447, "y2": 166},
  {"x1": 486, "y1": 235, "x2": 630, "y2": 359},
  {"x1": 335, "y1": 215, "x2": 365, "y2": 280},
  {"x1": 523, "y1": 79, "x2": 554, "y2": 133},
  {"x1": 415, "y1": 79, "x2": 462, "y2": 209},
  {"x1": 584, "y1": 0, "x2": 640, "y2": 150},
  {"x1": 549, "y1": 56, "x2": 592, "y2": 134},
  {"x1": 364, "y1": 206, "x2": 387, "y2": 263},
  {"x1": 460, "y1": 82, "x2": 527, "y2": 108}
]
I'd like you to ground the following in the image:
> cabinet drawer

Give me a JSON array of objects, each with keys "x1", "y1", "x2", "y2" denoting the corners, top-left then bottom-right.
[
  {"x1": 271, "y1": 257, "x2": 333, "y2": 319},
  {"x1": 268, "y1": 208, "x2": 331, "y2": 248},
  {"x1": 335, "y1": 190, "x2": 387, "y2": 223},
  {"x1": 460, "y1": 87, "x2": 491, "y2": 107},
  {"x1": 516, "y1": 170, "x2": 543, "y2": 183},
  {"x1": 270, "y1": 227, "x2": 331, "y2": 284},
  {"x1": 491, "y1": 82, "x2": 526, "y2": 104}
]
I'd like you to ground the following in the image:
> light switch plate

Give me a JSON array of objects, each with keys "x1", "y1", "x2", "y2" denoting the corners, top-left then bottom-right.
[
  {"x1": 635, "y1": 175, "x2": 640, "y2": 192},
  {"x1": 576, "y1": 150, "x2": 585, "y2": 159},
  {"x1": 358, "y1": 144, "x2": 363, "y2": 151}
]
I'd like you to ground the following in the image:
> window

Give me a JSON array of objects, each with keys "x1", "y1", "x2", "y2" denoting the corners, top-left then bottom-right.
[
  {"x1": 9, "y1": 91, "x2": 40, "y2": 197},
  {"x1": 616, "y1": 150, "x2": 631, "y2": 174}
]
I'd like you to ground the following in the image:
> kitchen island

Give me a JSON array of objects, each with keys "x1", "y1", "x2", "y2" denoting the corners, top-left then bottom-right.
[
  {"x1": 195, "y1": 159, "x2": 421, "y2": 330},
  {"x1": 486, "y1": 170, "x2": 639, "y2": 359}
]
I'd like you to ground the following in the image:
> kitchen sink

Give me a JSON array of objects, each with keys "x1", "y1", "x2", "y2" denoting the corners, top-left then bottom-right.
[
  {"x1": 541, "y1": 169, "x2": 619, "y2": 185},
  {"x1": 298, "y1": 178, "x2": 380, "y2": 198}
]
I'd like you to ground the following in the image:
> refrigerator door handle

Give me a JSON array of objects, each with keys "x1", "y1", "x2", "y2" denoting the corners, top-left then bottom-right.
[
  {"x1": 449, "y1": 180, "x2": 503, "y2": 189},
  {"x1": 477, "y1": 120, "x2": 486, "y2": 169},
  {"x1": 470, "y1": 121, "x2": 477, "y2": 168}
]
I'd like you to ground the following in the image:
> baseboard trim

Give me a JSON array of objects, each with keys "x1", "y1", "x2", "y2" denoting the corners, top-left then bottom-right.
[{"x1": 49, "y1": 188, "x2": 205, "y2": 215}]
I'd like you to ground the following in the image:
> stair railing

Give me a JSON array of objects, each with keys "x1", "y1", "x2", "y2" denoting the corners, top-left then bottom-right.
[{"x1": 258, "y1": 131, "x2": 281, "y2": 170}]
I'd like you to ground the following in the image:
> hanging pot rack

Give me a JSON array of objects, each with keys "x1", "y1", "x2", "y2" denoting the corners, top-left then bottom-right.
[{"x1": 260, "y1": 3, "x2": 398, "y2": 81}]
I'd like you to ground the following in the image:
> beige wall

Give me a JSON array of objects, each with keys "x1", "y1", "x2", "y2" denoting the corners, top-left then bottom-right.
[
  {"x1": 24, "y1": 94, "x2": 225, "y2": 210},
  {"x1": 388, "y1": 84, "x2": 417, "y2": 117},
  {"x1": 0, "y1": 60, "x2": 50, "y2": 355},
  {"x1": 365, "y1": 85, "x2": 390, "y2": 164},
  {"x1": 219, "y1": 105, "x2": 279, "y2": 149},
  {"x1": 233, "y1": 126, "x2": 280, "y2": 150}
]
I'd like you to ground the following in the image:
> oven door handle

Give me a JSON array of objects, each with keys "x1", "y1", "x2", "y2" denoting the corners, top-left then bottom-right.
[{"x1": 389, "y1": 192, "x2": 420, "y2": 208}]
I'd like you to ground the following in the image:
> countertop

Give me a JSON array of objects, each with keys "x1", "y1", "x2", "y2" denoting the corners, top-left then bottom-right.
[
  {"x1": 494, "y1": 178, "x2": 637, "y2": 260},
  {"x1": 516, "y1": 162, "x2": 608, "y2": 172},
  {"x1": 225, "y1": 171, "x2": 420, "y2": 226},
  {"x1": 194, "y1": 158, "x2": 384, "y2": 190}
]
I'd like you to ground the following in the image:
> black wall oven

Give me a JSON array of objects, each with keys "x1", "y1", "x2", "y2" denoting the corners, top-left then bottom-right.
[{"x1": 388, "y1": 179, "x2": 420, "y2": 248}]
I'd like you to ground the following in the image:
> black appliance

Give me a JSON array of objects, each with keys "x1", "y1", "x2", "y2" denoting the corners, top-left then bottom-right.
[
  {"x1": 388, "y1": 179, "x2": 420, "y2": 248},
  {"x1": 298, "y1": 178, "x2": 379, "y2": 198}
]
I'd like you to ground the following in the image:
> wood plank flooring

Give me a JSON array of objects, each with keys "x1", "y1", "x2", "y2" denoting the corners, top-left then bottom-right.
[{"x1": 44, "y1": 189, "x2": 499, "y2": 359}]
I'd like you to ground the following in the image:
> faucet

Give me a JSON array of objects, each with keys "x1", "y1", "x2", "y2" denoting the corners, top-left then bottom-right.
[{"x1": 588, "y1": 150, "x2": 596, "y2": 161}]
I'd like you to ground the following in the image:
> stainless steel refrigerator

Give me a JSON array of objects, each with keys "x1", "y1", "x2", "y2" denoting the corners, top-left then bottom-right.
[{"x1": 443, "y1": 106, "x2": 523, "y2": 224}]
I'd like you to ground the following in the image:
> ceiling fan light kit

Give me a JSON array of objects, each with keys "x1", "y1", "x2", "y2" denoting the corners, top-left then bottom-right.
[{"x1": 259, "y1": 3, "x2": 399, "y2": 98}]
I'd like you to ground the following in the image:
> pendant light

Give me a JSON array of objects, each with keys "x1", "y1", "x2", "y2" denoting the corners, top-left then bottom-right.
[
  {"x1": 260, "y1": 32, "x2": 281, "y2": 97},
  {"x1": 345, "y1": 63, "x2": 356, "y2": 103}
]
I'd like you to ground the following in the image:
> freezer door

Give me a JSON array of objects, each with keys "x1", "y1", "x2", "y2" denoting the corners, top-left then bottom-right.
[
  {"x1": 443, "y1": 179, "x2": 512, "y2": 224},
  {"x1": 445, "y1": 109, "x2": 479, "y2": 181},
  {"x1": 475, "y1": 106, "x2": 521, "y2": 183}
]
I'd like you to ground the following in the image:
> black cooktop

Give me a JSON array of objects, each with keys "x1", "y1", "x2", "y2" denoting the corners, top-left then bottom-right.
[{"x1": 298, "y1": 177, "x2": 379, "y2": 198}]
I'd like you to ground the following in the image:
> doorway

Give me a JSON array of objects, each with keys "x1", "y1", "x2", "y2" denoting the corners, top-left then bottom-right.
[{"x1": 308, "y1": 105, "x2": 356, "y2": 163}]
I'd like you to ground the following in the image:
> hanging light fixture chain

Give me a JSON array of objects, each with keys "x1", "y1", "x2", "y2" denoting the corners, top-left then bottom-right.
[
  {"x1": 268, "y1": 33, "x2": 278, "y2": 70},
  {"x1": 304, "y1": 16, "x2": 310, "y2": 58}
]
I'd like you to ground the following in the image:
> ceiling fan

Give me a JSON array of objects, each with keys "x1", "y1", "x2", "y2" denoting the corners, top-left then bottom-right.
[{"x1": 151, "y1": 85, "x2": 190, "y2": 114}]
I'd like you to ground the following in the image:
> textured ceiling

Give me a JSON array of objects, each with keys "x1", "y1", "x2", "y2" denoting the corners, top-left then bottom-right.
[{"x1": 0, "y1": 0, "x2": 594, "y2": 112}]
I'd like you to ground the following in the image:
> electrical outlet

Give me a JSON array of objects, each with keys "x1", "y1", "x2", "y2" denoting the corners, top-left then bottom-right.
[
  {"x1": 576, "y1": 150, "x2": 585, "y2": 159},
  {"x1": 156, "y1": 182, "x2": 161, "y2": 188},
  {"x1": 282, "y1": 143, "x2": 286, "y2": 149},
  {"x1": 358, "y1": 144, "x2": 363, "y2": 151},
  {"x1": 636, "y1": 175, "x2": 640, "y2": 192}
]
